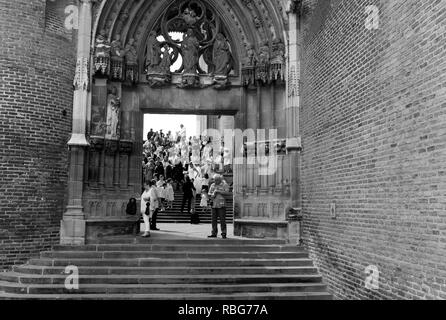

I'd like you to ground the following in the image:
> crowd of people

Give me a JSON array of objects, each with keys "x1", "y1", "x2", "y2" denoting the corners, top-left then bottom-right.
[{"x1": 138, "y1": 125, "x2": 232, "y2": 238}]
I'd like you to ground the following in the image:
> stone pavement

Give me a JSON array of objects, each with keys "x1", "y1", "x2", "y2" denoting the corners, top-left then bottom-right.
[{"x1": 141, "y1": 223, "x2": 237, "y2": 240}]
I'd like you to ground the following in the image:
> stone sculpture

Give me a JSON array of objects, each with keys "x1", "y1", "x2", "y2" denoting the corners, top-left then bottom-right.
[
  {"x1": 256, "y1": 40, "x2": 270, "y2": 83},
  {"x1": 270, "y1": 38, "x2": 286, "y2": 81},
  {"x1": 124, "y1": 38, "x2": 138, "y2": 85},
  {"x1": 106, "y1": 86, "x2": 121, "y2": 140},
  {"x1": 110, "y1": 35, "x2": 125, "y2": 81},
  {"x1": 94, "y1": 29, "x2": 111, "y2": 76},
  {"x1": 146, "y1": 31, "x2": 162, "y2": 72},
  {"x1": 179, "y1": 28, "x2": 200, "y2": 87}
]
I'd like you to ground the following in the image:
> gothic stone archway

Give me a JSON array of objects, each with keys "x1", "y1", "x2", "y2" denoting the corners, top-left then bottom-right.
[{"x1": 62, "y1": 0, "x2": 303, "y2": 245}]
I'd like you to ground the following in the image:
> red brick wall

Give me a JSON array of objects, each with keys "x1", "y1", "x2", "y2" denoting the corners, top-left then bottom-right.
[
  {"x1": 300, "y1": 0, "x2": 446, "y2": 299},
  {"x1": 0, "y1": 0, "x2": 75, "y2": 270}
]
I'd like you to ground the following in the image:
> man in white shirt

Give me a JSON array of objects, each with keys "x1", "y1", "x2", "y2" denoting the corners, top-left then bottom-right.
[
  {"x1": 140, "y1": 184, "x2": 152, "y2": 237},
  {"x1": 148, "y1": 180, "x2": 160, "y2": 231}
]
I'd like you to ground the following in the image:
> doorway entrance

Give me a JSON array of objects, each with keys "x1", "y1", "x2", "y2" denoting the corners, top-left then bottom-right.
[{"x1": 141, "y1": 113, "x2": 235, "y2": 229}]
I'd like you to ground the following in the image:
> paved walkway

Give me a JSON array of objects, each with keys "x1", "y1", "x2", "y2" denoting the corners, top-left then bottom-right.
[{"x1": 140, "y1": 223, "x2": 238, "y2": 240}]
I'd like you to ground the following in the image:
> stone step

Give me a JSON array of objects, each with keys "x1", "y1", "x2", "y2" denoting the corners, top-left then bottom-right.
[
  {"x1": 0, "y1": 288, "x2": 332, "y2": 300},
  {"x1": 13, "y1": 265, "x2": 318, "y2": 276},
  {"x1": 52, "y1": 244, "x2": 305, "y2": 252},
  {"x1": 28, "y1": 257, "x2": 315, "y2": 268},
  {"x1": 0, "y1": 281, "x2": 327, "y2": 295},
  {"x1": 0, "y1": 272, "x2": 323, "y2": 286},
  {"x1": 40, "y1": 251, "x2": 309, "y2": 259},
  {"x1": 85, "y1": 238, "x2": 286, "y2": 245}
]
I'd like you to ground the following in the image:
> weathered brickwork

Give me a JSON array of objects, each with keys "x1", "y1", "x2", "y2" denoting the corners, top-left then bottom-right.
[
  {"x1": 301, "y1": 0, "x2": 446, "y2": 299},
  {"x1": 0, "y1": 0, "x2": 75, "y2": 270}
]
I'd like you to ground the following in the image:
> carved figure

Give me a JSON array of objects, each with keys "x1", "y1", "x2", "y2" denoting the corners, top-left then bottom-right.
[
  {"x1": 124, "y1": 38, "x2": 138, "y2": 65},
  {"x1": 212, "y1": 33, "x2": 231, "y2": 76},
  {"x1": 110, "y1": 35, "x2": 124, "y2": 59},
  {"x1": 270, "y1": 38, "x2": 286, "y2": 81},
  {"x1": 271, "y1": 38, "x2": 285, "y2": 63},
  {"x1": 258, "y1": 41, "x2": 270, "y2": 65},
  {"x1": 95, "y1": 29, "x2": 111, "y2": 58},
  {"x1": 106, "y1": 87, "x2": 121, "y2": 139},
  {"x1": 146, "y1": 31, "x2": 162, "y2": 72},
  {"x1": 124, "y1": 38, "x2": 138, "y2": 84},
  {"x1": 110, "y1": 35, "x2": 125, "y2": 80},
  {"x1": 94, "y1": 29, "x2": 111, "y2": 75},
  {"x1": 159, "y1": 44, "x2": 174, "y2": 74},
  {"x1": 182, "y1": 28, "x2": 200, "y2": 74},
  {"x1": 243, "y1": 43, "x2": 257, "y2": 67}
]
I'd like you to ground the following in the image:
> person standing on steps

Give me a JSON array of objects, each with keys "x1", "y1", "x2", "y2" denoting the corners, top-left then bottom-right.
[
  {"x1": 165, "y1": 178, "x2": 174, "y2": 209},
  {"x1": 181, "y1": 175, "x2": 195, "y2": 214},
  {"x1": 140, "y1": 184, "x2": 152, "y2": 237},
  {"x1": 149, "y1": 179, "x2": 160, "y2": 231},
  {"x1": 208, "y1": 174, "x2": 230, "y2": 239}
]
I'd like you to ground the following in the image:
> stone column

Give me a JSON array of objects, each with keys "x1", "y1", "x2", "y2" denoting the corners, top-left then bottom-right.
[
  {"x1": 61, "y1": 0, "x2": 94, "y2": 245},
  {"x1": 285, "y1": 4, "x2": 303, "y2": 244}
]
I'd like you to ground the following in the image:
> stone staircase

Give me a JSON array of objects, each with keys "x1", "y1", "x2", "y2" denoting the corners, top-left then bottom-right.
[
  {"x1": 0, "y1": 237, "x2": 332, "y2": 300},
  {"x1": 154, "y1": 187, "x2": 234, "y2": 223}
]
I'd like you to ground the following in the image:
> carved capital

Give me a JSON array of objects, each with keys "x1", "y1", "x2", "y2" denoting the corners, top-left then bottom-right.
[
  {"x1": 90, "y1": 137, "x2": 105, "y2": 152},
  {"x1": 119, "y1": 141, "x2": 133, "y2": 154},
  {"x1": 105, "y1": 139, "x2": 119, "y2": 155}
]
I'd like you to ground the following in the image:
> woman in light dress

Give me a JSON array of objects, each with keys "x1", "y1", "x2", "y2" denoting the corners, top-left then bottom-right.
[{"x1": 165, "y1": 179, "x2": 175, "y2": 209}]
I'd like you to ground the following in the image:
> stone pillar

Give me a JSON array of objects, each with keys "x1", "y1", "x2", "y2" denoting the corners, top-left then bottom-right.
[
  {"x1": 285, "y1": 5, "x2": 303, "y2": 245},
  {"x1": 61, "y1": 0, "x2": 94, "y2": 245}
]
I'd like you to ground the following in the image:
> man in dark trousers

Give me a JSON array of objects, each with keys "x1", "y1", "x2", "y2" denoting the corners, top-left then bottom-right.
[
  {"x1": 208, "y1": 174, "x2": 230, "y2": 239},
  {"x1": 154, "y1": 160, "x2": 164, "y2": 180},
  {"x1": 181, "y1": 176, "x2": 195, "y2": 214}
]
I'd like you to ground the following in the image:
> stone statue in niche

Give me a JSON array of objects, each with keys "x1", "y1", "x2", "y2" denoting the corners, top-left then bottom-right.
[
  {"x1": 270, "y1": 37, "x2": 286, "y2": 81},
  {"x1": 212, "y1": 33, "x2": 232, "y2": 89},
  {"x1": 242, "y1": 43, "x2": 258, "y2": 87},
  {"x1": 94, "y1": 29, "x2": 111, "y2": 76},
  {"x1": 159, "y1": 44, "x2": 174, "y2": 74},
  {"x1": 179, "y1": 28, "x2": 200, "y2": 88},
  {"x1": 106, "y1": 86, "x2": 121, "y2": 140},
  {"x1": 146, "y1": 31, "x2": 171, "y2": 87},
  {"x1": 146, "y1": 31, "x2": 162, "y2": 72},
  {"x1": 182, "y1": 28, "x2": 200, "y2": 74},
  {"x1": 110, "y1": 35, "x2": 125, "y2": 81},
  {"x1": 213, "y1": 33, "x2": 231, "y2": 76},
  {"x1": 244, "y1": 43, "x2": 257, "y2": 67},
  {"x1": 124, "y1": 38, "x2": 139, "y2": 85},
  {"x1": 256, "y1": 40, "x2": 270, "y2": 83}
]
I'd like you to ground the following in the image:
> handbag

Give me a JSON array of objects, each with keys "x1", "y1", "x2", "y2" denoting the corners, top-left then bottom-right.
[{"x1": 126, "y1": 198, "x2": 137, "y2": 216}]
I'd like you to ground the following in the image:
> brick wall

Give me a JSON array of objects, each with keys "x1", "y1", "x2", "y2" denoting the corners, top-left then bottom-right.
[
  {"x1": 0, "y1": 0, "x2": 75, "y2": 270},
  {"x1": 300, "y1": 0, "x2": 446, "y2": 299}
]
